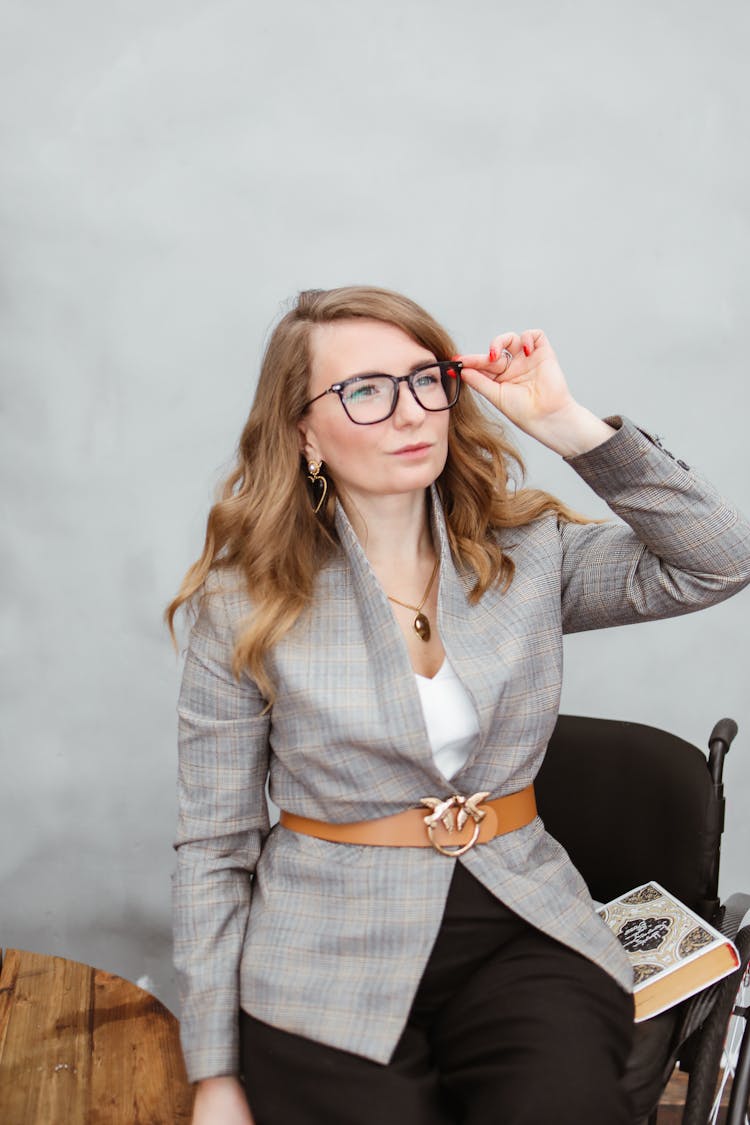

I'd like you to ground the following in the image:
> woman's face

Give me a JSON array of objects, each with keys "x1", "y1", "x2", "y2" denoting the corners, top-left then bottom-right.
[{"x1": 298, "y1": 318, "x2": 451, "y2": 505}]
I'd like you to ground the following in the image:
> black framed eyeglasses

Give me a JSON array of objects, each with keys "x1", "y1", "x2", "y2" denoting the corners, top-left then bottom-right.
[{"x1": 302, "y1": 360, "x2": 463, "y2": 425}]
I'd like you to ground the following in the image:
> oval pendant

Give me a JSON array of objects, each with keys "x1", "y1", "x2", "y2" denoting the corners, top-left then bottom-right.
[{"x1": 413, "y1": 613, "x2": 431, "y2": 642}]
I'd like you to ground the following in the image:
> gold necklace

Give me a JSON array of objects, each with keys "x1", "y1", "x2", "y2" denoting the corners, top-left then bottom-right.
[{"x1": 387, "y1": 557, "x2": 440, "y2": 643}]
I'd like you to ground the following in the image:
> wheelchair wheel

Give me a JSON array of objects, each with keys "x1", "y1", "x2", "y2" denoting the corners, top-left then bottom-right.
[
  {"x1": 714, "y1": 943, "x2": 750, "y2": 1125},
  {"x1": 683, "y1": 922, "x2": 750, "y2": 1125},
  {"x1": 682, "y1": 927, "x2": 750, "y2": 1125}
]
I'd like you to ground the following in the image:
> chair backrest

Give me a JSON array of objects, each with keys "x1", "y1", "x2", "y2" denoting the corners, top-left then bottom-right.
[{"x1": 535, "y1": 715, "x2": 723, "y2": 919}]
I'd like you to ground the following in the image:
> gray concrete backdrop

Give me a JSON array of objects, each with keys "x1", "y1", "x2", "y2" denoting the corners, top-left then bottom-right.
[{"x1": 1, "y1": 1, "x2": 748, "y2": 1015}]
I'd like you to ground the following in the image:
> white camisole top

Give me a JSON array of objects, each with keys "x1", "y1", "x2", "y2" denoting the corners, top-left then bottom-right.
[{"x1": 414, "y1": 656, "x2": 480, "y2": 781}]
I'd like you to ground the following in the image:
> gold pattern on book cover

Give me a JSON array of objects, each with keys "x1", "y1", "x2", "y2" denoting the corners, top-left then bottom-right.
[
  {"x1": 599, "y1": 883, "x2": 716, "y2": 982},
  {"x1": 632, "y1": 963, "x2": 663, "y2": 986},
  {"x1": 621, "y1": 885, "x2": 662, "y2": 906},
  {"x1": 678, "y1": 927, "x2": 714, "y2": 958},
  {"x1": 598, "y1": 880, "x2": 740, "y2": 1021}
]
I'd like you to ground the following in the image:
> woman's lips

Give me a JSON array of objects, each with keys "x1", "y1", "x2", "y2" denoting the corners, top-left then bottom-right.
[{"x1": 392, "y1": 443, "x2": 432, "y2": 457}]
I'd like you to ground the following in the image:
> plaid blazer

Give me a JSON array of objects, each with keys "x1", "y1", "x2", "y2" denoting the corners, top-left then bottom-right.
[{"x1": 173, "y1": 417, "x2": 750, "y2": 1083}]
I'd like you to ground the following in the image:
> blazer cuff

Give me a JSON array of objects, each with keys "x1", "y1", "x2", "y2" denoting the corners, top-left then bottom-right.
[
  {"x1": 180, "y1": 1034, "x2": 240, "y2": 1086},
  {"x1": 563, "y1": 414, "x2": 692, "y2": 492},
  {"x1": 176, "y1": 977, "x2": 243, "y2": 1083}
]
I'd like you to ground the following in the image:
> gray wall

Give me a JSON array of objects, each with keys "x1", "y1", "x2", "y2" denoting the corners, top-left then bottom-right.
[{"x1": 2, "y1": 0, "x2": 748, "y2": 1015}]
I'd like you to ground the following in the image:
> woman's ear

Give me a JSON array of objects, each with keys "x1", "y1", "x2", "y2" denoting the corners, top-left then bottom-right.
[
  {"x1": 297, "y1": 421, "x2": 309, "y2": 455},
  {"x1": 297, "y1": 419, "x2": 323, "y2": 463}
]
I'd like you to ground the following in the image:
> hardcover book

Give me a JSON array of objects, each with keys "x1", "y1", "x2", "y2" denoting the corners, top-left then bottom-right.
[{"x1": 598, "y1": 881, "x2": 740, "y2": 1021}]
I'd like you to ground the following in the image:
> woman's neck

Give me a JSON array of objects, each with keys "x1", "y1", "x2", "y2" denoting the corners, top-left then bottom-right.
[{"x1": 337, "y1": 487, "x2": 435, "y2": 569}]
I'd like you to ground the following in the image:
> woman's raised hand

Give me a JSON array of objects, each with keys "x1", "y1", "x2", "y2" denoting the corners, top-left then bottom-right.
[
  {"x1": 190, "y1": 1075, "x2": 256, "y2": 1125},
  {"x1": 454, "y1": 330, "x2": 615, "y2": 458}
]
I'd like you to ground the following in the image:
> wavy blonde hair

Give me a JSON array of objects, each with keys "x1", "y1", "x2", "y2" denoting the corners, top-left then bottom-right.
[{"x1": 166, "y1": 285, "x2": 589, "y2": 699}]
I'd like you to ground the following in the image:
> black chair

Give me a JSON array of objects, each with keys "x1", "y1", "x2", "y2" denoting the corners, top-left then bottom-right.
[{"x1": 536, "y1": 714, "x2": 750, "y2": 1125}]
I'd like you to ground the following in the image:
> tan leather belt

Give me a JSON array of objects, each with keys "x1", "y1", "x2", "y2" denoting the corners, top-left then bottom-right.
[{"x1": 280, "y1": 785, "x2": 537, "y2": 857}]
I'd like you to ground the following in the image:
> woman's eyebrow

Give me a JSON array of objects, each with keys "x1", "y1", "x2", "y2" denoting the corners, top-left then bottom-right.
[{"x1": 345, "y1": 359, "x2": 436, "y2": 380}]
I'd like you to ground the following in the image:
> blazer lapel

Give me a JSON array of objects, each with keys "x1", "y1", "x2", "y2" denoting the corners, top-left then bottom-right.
[
  {"x1": 333, "y1": 489, "x2": 511, "y2": 786},
  {"x1": 427, "y1": 486, "x2": 512, "y2": 773},
  {"x1": 333, "y1": 501, "x2": 443, "y2": 780}
]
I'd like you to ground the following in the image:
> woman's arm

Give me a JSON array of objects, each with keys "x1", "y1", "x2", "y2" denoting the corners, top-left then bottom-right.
[
  {"x1": 173, "y1": 572, "x2": 271, "y2": 1087},
  {"x1": 456, "y1": 331, "x2": 750, "y2": 629},
  {"x1": 455, "y1": 327, "x2": 616, "y2": 457},
  {"x1": 558, "y1": 416, "x2": 750, "y2": 631}
]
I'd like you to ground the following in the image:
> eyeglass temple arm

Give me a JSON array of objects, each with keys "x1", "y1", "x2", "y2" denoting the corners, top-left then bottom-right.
[{"x1": 303, "y1": 386, "x2": 341, "y2": 410}]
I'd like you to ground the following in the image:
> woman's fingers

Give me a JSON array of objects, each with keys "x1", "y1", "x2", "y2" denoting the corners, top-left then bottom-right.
[
  {"x1": 458, "y1": 365, "x2": 504, "y2": 393},
  {"x1": 456, "y1": 353, "x2": 514, "y2": 387},
  {"x1": 488, "y1": 332, "x2": 521, "y2": 361},
  {"x1": 455, "y1": 330, "x2": 547, "y2": 377},
  {"x1": 454, "y1": 352, "x2": 492, "y2": 368},
  {"x1": 519, "y1": 329, "x2": 545, "y2": 357},
  {"x1": 457, "y1": 353, "x2": 509, "y2": 378},
  {"x1": 454, "y1": 328, "x2": 576, "y2": 437}
]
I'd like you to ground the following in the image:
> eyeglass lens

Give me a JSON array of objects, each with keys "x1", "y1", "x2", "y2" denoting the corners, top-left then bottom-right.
[{"x1": 340, "y1": 365, "x2": 459, "y2": 423}]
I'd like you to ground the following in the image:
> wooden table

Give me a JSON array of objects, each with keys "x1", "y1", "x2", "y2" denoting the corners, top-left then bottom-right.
[
  {"x1": 0, "y1": 947, "x2": 734, "y2": 1123},
  {"x1": 0, "y1": 948, "x2": 194, "y2": 1124}
]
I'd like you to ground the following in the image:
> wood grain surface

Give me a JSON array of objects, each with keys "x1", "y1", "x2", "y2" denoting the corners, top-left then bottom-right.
[
  {"x1": 0, "y1": 948, "x2": 194, "y2": 1125},
  {"x1": 0, "y1": 948, "x2": 736, "y2": 1123}
]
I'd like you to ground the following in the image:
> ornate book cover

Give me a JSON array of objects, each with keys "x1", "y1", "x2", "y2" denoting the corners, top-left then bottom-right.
[{"x1": 598, "y1": 881, "x2": 740, "y2": 1021}]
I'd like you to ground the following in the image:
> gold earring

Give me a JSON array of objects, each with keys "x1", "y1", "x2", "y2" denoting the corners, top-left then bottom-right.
[{"x1": 307, "y1": 460, "x2": 328, "y2": 515}]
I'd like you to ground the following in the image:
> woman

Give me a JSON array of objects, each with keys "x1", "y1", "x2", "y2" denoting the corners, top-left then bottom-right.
[{"x1": 168, "y1": 286, "x2": 750, "y2": 1125}]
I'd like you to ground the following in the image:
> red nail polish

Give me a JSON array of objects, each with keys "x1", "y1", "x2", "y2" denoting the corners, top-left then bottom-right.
[
  {"x1": 523, "y1": 344, "x2": 531, "y2": 356},
  {"x1": 488, "y1": 346, "x2": 498, "y2": 362},
  {"x1": 447, "y1": 365, "x2": 457, "y2": 378}
]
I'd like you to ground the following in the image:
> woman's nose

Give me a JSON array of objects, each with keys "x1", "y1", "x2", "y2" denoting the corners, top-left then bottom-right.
[{"x1": 392, "y1": 380, "x2": 425, "y2": 424}]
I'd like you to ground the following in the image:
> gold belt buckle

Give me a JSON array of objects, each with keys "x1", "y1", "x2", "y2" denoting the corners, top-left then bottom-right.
[{"x1": 419, "y1": 792, "x2": 491, "y2": 856}]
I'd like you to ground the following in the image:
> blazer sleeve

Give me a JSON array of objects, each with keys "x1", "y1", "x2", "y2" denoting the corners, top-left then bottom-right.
[
  {"x1": 172, "y1": 574, "x2": 271, "y2": 1083},
  {"x1": 559, "y1": 415, "x2": 750, "y2": 633}
]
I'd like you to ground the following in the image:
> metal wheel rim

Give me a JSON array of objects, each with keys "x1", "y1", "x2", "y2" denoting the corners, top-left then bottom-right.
[{"x1": 709, "y1": 958, "x2": 750, "y2": 1124}]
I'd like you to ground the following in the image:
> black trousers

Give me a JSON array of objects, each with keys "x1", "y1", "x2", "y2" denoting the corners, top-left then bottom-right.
[{"x1": 239, "y1": 863, "x2": 635, "y2": 1124}]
